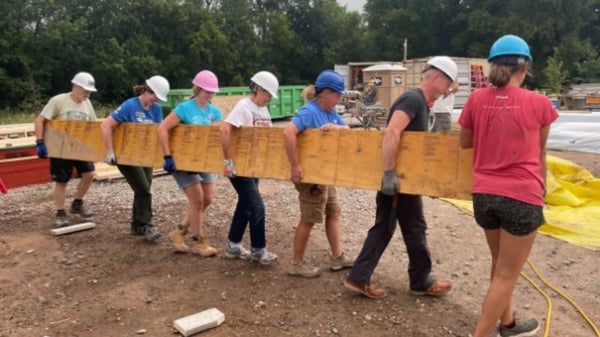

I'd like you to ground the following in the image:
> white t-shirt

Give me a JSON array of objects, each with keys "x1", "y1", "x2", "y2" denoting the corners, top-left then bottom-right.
[
  {"x1": 40, "y1": 93, "x2": 97, "y2": 121},
  {"x1": 225, "y1": 97, "x2": 272, "y2": 127},
  {"x1": 431, "y1": 93, "x2": 455, "y2": 114}
]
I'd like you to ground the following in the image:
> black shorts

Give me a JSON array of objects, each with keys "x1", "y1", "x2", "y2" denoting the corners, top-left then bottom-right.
[
  {"x1": 473, "y1": 193, "x2": 545, "y2": 236},
  {"x1": 50, "y1": 158, "x2": 95, "y2": 183}
]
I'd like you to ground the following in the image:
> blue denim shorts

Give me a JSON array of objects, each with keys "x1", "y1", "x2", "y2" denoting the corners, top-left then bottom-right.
[
  {"x1": 473, "y1": 193, "x2": 545, "y2": 236},
  {"x1": 172, "y1": 171, "x2": 214, "y2": 189}
]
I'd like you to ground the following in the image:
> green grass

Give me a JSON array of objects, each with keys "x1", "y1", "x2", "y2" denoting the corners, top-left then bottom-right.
[{"x1": 0, "y1": 104, "x2": 116, "y2": 125}]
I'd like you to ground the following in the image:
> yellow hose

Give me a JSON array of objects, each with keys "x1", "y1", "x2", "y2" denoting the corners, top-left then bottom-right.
[{"x1": 522, "y1": 259, "x2": 600, "y2": 337}]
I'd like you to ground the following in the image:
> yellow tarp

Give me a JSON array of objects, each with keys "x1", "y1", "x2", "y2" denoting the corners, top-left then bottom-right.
[{"x1": 446, "y1": 155, "x2": 600, "y2": 250}]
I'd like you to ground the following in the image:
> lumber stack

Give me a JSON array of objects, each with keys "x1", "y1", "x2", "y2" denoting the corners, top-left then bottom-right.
[{"x1": 45, "y1": 120, "x2": 473, "y2": 199}]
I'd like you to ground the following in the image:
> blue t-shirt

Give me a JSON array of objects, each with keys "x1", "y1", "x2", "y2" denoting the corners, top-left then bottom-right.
[
  {"x1": 291, "y1": 101, "x2": 346, "y2": 132},
  {"x1": 111, "y1": 97, "x2": 163, "y2": 124},
  {"x1": 174, "y1": 99, "x2": 222, "y2": 125}
]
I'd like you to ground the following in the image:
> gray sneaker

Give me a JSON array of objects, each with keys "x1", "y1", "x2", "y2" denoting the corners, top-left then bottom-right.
[
  {"x1": 224, "y1": 242, "x2": 250, "y2": 260},
  {"x1": 70, "y1": 200, "x2": 94, "y2": 218},
  {"x1": 288, "y1": 261, "x2": 322, "y2": 278},
  {"x1": 250, "y1": 247, "x2": 278, "y2": 266},
  {"x1": 141, "y1": 224, "x2": 161, "y2": 242},
  {"x1": 497, "y1": 316, "x2": 540, "y2": 337},
  {"x1": 330, "y1": 252, "x2": 354, "y2": 271},
  {"x1": 55, "y1": 210, "x2": 69, "y2": 228}
]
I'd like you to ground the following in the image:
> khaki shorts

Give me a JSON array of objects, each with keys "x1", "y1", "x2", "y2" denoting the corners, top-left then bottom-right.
[{"x1": 294, "y1": 183, "x2": 340, "y2": 224}]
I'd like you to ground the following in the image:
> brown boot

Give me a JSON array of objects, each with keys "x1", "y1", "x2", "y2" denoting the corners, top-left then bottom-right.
[
  {"x1": 168, "y1": 227, "x2": 189, "y2": 253},
  {"x1": 191, "y1": 236, "x2": 217, "y2": 257}
]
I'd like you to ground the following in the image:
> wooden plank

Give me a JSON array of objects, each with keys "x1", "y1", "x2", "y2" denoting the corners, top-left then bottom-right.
[
  {"x1": 0, "y1": 156, "x2": 52, "y2": 188},
  {"x1": 45, "y1": 120, "x2": 473, "y2": 199}
]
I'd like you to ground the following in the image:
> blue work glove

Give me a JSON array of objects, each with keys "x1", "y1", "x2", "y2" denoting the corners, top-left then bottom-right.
[
  {"x1": 163, "y1": 155, "x2": 176, "y2": 174},
  {"x1": 105, "y1": 149, "x2": 117, "y2": 165},
  {"x1": 223, "y1": 159, "x2": 236, "y2": 178},
  {"x1": 381, "y1": 169, "x2": 399, "y2": 196},
  {"x1": 36, "y1": 140, "x2": 48, "y2": 158}
]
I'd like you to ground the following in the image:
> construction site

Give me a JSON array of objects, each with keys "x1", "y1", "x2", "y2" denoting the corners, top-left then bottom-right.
[{"x1": 1, "y1": 56, "x2": 600, "y2": 337}]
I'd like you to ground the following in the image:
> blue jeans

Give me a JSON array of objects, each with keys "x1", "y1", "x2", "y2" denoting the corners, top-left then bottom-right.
[
  {"x1": 227, "y1": 177, "x2": 266, "y2": 249},
  {"x1": 348, "y1": 192, "x2": 433, "y2": 291}
]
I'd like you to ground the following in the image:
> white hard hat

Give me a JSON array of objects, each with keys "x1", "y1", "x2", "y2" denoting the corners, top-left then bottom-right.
[
  {"x1": 71, "y1": 72, "x2": 97, "y2": 92},
  {"x1": 251, "y1": 71, "x2": 279, "y2": 98},
  {"x1": 426, "y1": 56, "x2": 458, "y2": 82},
  {"x1": 145, "y1": 75, "x2": 170, "y2": 102}
]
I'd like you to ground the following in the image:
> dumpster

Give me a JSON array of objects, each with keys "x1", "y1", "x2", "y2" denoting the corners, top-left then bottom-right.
[{"x1": 161, "y1": 85, "x2": 305, "y2": 120}]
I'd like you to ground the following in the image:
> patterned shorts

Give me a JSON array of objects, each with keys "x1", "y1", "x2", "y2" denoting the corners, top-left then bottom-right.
[{"x1": 473, "y1": 193, "x2": 545, "y2": 236}]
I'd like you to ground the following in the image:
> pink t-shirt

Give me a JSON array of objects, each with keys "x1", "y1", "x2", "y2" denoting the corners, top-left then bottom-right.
[{"x1": 459, "y1": 86, "x2": 558, "y2": 206}]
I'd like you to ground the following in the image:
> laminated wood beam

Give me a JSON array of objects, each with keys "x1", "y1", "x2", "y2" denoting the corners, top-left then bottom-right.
[{"x1": 45, "y1": 120, "x2": 473, "y2": 199}]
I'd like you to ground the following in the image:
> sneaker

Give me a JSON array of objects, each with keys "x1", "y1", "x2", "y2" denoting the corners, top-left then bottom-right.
[
  {"x1": 70, "y1": 200, "x2": 94, "y2": 218},
  {"x1": 343, "y1": 279, "x2": 387, "y2": 299},
  {"x1": 330, "y1": 252, "x2": 354, "y2": 271},
  {"x1": 141, "y1": 224, "x2": 161, "y2": 242},
  {"x1": 497, "y1": 316, "x2": 540, "y2": 337},
  {"x1": 288, "y1": 261, "x2": 322, "y2": 278},
  {"x1": 250, "y1": 247, "x2": 278, "y2": 266},
  {"x1": 168, "y1": 228, "x2": 189, "y2": 253},
  {"x1": 55, "y1": 210, "x2": 69, "y2": 228},
  {"x1": 224, "y1": 242, "x2": 250, "y2": 260},
  {"x1": 130, "y1": 223, "x2": 144, "y2": 235}
]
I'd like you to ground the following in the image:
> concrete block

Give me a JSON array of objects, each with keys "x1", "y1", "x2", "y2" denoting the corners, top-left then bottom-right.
[
  {"x1": 50, "y1": 222, "x2": 95, "y2": 236},
  {"x1": 173, "y1": 308, "x2": 225, "y2": 336}
]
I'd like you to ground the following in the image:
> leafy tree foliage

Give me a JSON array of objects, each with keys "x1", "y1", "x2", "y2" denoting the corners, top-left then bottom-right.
[{"x1": 0, "y1": 0, "x2": 599, "y2": 112}]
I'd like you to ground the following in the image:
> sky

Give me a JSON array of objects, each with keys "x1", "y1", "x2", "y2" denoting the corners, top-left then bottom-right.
[{"x1": 337, "y1": 0, "x2": 366, "y2": 12}]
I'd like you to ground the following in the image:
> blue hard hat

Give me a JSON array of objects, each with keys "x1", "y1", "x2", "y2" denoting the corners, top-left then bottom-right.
[
  {"x1": 315, "y1": 70, "x2": 345, "y2": 93},
  {"x1": 488, "y1": 34, "x2": 532, "y2": 64}
]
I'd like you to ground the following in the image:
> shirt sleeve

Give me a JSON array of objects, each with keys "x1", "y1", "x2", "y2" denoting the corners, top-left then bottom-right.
[
  {"x1": 291, "y1": 107, "x2": 310, "y2": 132},
  {"x1": 40, "y1": 96, "x2": 59, "y2": 120}
]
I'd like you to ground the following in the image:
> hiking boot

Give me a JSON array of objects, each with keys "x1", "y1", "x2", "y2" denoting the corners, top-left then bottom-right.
[
  {"x1": 141, "y1": 224, "x2": 161, "y2": 242},
  {"x1": 55, "y1": 210, "x2": 69, "y2": 228},
  {"x1": 497, "y1": 315, "x2": 540, "y2": 337},
  {"x1": 343, "y1": 279, "x2": 387, "y2": 299},
  {"x1": 224, "y1": 242, "x2": 250, "y2": 260},
  {"x1": 288, "y1": 260, "x2": 321, "y2": 278},
  {"x1": 250, "y1": 247, "x2": 278, "y2": 266},
  {"x1": 330, "y1": 252, "x2": 354, "y2": 271},
  {"x1": 168, "y1": 227, "x2": 189, "y2": 253},
  {"x1": 70, "y1": 200, "x2": 94, "y2": 218},
  {"x1": 190, "y1": 236, "x2": 217, "y2": 257}
]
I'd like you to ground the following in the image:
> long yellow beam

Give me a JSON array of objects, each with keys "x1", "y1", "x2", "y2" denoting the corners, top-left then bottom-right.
[{"x1": 45, "y1": 120, "x2": 473, "y2": 199}]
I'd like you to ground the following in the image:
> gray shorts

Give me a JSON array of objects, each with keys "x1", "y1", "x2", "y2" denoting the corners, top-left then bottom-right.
[{"x1": 172, "y1": 171, "x2": 214, "y2": 189}]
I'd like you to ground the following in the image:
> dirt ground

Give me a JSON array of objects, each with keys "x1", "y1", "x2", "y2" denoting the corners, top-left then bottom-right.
[{"x1": 1, "y1": 149, "x2": 598, "y2": 337}]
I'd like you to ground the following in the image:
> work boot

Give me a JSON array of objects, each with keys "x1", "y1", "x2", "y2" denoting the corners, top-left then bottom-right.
[
  {"x1": 250, "y1": 247, "x2": 278, "y2": 266},
  {"x1": 55, "y1": 210, "x2": 69, "y2": 228},
  {"x1": 168, "y1": 227, "x2": 189, "y2": 253},
  {"x1": 190, "y1": 236, "x2": 217, "y2": 257},
  {"x1": 70, "y1": 199, "x2": 94, "y2": 218}
]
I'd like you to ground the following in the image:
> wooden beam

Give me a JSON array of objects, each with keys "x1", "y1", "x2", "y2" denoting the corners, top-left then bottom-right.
[{"x1": 45, "y1": 120, "x2": 473, "y2": 199}]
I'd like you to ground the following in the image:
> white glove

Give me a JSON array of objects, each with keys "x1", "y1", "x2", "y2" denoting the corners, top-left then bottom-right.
[{"x1": 106, "y1": 149, "x2": 117, "y2": 165}]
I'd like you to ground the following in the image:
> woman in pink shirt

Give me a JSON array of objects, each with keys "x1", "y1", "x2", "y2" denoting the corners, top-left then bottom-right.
[{"x1": 459, "y1": 34, "x2": 558, "y2": 337}]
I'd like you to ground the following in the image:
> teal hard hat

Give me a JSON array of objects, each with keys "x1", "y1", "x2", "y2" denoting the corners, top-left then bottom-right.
[
  {"x1": 315, "y1": 70, "x2": 345, "y2": 93},
  {"x1": 488, "y1": 34, "x2": 532, "y2": 64}
]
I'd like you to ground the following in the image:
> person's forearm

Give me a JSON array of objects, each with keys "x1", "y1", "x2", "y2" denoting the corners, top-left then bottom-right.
[
  {"x1": 381, "y1": 129, "x2": 401, "y2": 170},
  {"x1": 157, "y1": 128, "x2": 171, "y2": 156},
  {"x1": 100, "y1": 123, "x2": 113, "y2": 150},
  {"x1": 34, "y1": 115, "x2": 46, "y2": 140},
  {"x1": 220, "y1": 124, "x2": 232, "y2": 159}
]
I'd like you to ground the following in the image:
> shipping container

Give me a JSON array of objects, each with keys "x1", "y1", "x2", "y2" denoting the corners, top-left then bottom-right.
[{"x1": 161, "y1": 85, "x2": 306, "y2": 120}]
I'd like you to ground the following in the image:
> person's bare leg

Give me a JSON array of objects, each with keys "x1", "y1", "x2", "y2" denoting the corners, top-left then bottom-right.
[
  {"x1": 324, "y1": 211, "x2": 342, "y2": 258},
  {"x1": 291, "y1": 221, "x2": 314, "y2": 264},
  {"x1": 54, "y1": 182, "x2": 67, "y2": 210},
  {"x1": 74, "y1": 171, "x2": 95, "y2": 199},
  {"x1": 472, "y1": 229, "x2": 537, "y2": 337}
]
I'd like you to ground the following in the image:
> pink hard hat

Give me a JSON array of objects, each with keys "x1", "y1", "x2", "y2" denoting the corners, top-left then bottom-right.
[{"x1": 192, "y1": 70, "x2": 219, "y2": 93}]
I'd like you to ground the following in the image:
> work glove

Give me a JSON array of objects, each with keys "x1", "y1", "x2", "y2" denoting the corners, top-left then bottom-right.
[
  {"x1": 36, "y1": 140, "x2": 48, "y2": 158},
  {"x1": 163, "y1": 155, "x2": 176, "y2": 174},
  {"x1": 381, "y1": 169, "x2": 399, "y2": 196},
  {"x1": 223, "y1": 159, "x2": 236, "y2": 178},
  {"x1": 105, "y1": 149, "x2": 117, "y2": 165}
]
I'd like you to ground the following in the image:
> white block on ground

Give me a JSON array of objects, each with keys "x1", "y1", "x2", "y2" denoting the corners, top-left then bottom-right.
[
  {"x1": 173, "y1": 308, "x2": 225, "y2": 336},
  {"x1": 50, "y1": 222, "x2": 96, "y2": 236}
]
